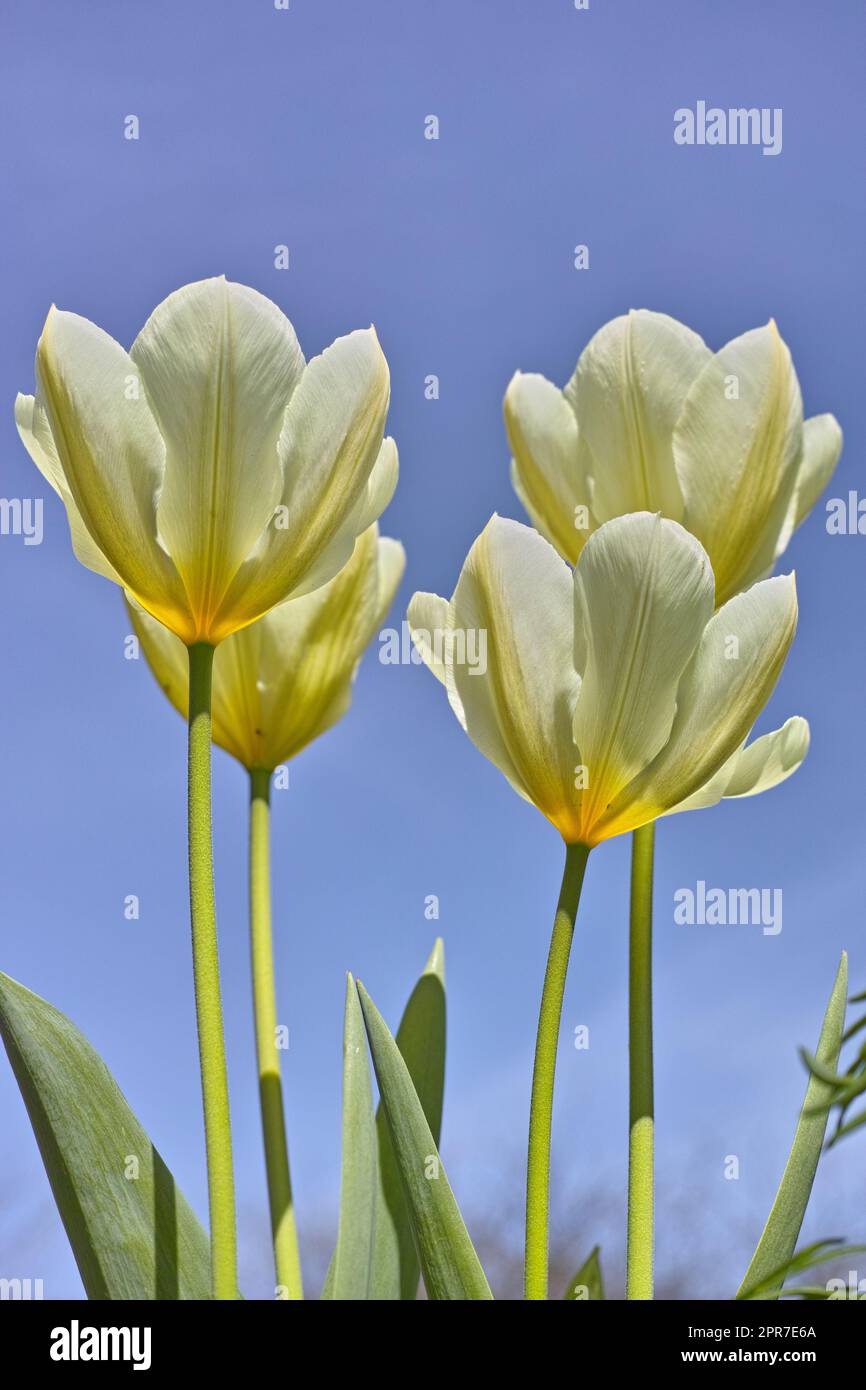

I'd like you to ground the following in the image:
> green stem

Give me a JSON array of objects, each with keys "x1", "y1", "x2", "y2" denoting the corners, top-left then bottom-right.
[
  {"x1": 627, "y1": 820, "x2": 655, "y2": 1300},
  {"x1": 249, "y1": 766, "x2": 303, "y2": 1299},
  {"x1": 187, "y1": 641, "x2": 238, "y2": 1300},
  {"x1": 525, "y1": 841, "x2": 591, "y2": 1300}
]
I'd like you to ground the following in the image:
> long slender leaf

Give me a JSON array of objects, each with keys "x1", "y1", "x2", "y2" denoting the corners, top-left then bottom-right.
[
  {"x1": 369, "y1": 938, "x2": 446, "y2": 1300},
  {"x1": 322, "y1": 973, "x2": 378, "y2": 1300},
  {"x1": 0, "y1": 970, "x2": 211, "y2": 1300},
  {"x1": 740, "y1": 1240, "x2": 866, "y2": 1301},
  {"x1": 564, "y1": 1245, "x2": 605, "y2": 1300},
  {"x1": 800, "y1": 981, "x2": 866, "y2": 1148},
  {"x1": 356, "y1": 980, "x2": 492, "y2": 1301},
  {"x1": 736, "y1": 953, "x2": 848, "y2": 1300},
  {"x1": 830, "y1": 1107, "x2": 866, "y2": 1145}
]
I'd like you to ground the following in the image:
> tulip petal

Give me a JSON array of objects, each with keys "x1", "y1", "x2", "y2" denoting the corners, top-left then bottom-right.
[
  {"x1": 126, "y1": 591, "x2": 191, "y2": 708},
  {"x1": 132, "y1": 527, "x2": 403, "y2": 770},
  {"x1": 251, "y1": 527, "x2": 404, "y2": 766},
  {"x1": 211, "y1": 623, "x2": 267, "y2": 767},
  {"x1": 445, "y1": 516, "x2": 581, "y2": 838},
  {"x1": 674, "y1": 321, "x2": 803, "y2": 605},
  {"x1": 215, "y1": 328, "x2": 390, "y2": 639},
  {"x1": 664, "y1": 715, "x2": 809, "y2": 815},
  {"x1": 793, "y1": 414, "x2": 843, "y2": 529},
  {"x1": 571, "y1": 513, "x2": 714, "y2": 841},
  {"x1": 565, "y1": 310, "x2": 709, "y2": 524},
  {"x1": 16, "y1": 393, "x2": 122, "y2": 585},
  {"x1": 407, "y1": 591, "x2": 452, "y2": 688},
  {"x1": 504, "y1": 372, "x2": 594, "y2": 564},
  {"x1": 32, "y1": 307, "x2": 184, "y2": 626},
  {"x1": 128, "y1": 593, "x2": 263, "y2": 768},
  {"x1": 374, "y1": 536, "x2": 406, "y2": 619},
  {"x1": 131, "y1": 277, "x2": 305, "y2": 638},
  {"x1": 601, "y1": 573, "x2": 799, "y2": 836},
  {"x1": 289, "y1": 437, "x2": 399, "y2": 601}
]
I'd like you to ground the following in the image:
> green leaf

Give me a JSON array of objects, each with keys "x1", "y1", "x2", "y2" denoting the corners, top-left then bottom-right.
[
  {"x1": 0, "y1": 970, "x2": 211, "y2": 1300},
  {"x1": 799, "y1": 1048, "x2": 850, "y2": 1091},
  {"x1": 830, "y1": 1106, "x2": 866, "y2": 1145},
  {"x1": 736, "y1": 953, "x2": 848, "y2": 1301},
  {"x1": 739, "y1": 1239, "x2": 866, "y2": 1301},
  {"x1": 369, "y1": 938, "x2": 446, "y2": 1300},
  {"x1": 322, "y1": 973, "x2": 378, "y2": 1300},
  {"x1": 564, "y1": 1245, "x2": 605, "y2": 1300},
  {"x1": 356, "y1": 980, "x2": 493, "y2": 1301}
]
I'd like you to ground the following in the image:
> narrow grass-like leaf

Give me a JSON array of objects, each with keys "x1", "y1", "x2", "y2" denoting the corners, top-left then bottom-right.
[
  {"x1": 323, "y1": 973, "x2": 378, "y2": 1300},
  {"x1": 778, "y1": 1285, "x2": 845, "y2": 1299},
  {"x1": 369, "y1": 938, "x2": 446, "y2": 1300},
  {"x1": 357, "y1": 980, "x2": 492, "y2": 1301},
  {"x1": 799, "y1": 1049, "x2": 851, "y2": 1090},
  {"x1": 740, "y1": 1240, "x2": 866, "y2": 1301},
  {"x1": 841, "y1": 1012, "x2": 866, "y2": 1046},
  {"x1": 801, "y1": 983, "x2": 866, "y2": 1147},
  {"x1": 564, "y1": 1245, "x2": 605, "y2": 1300},
  {"x1": 0, "y1": 971, "x2": 211, "y2": 1299},
  {"x1": 830, "y1": 1108, "x2": 866, "y2": 1144},
  {"x1": 736, "y1": 953, "x2": 848, "y2": 1300}
]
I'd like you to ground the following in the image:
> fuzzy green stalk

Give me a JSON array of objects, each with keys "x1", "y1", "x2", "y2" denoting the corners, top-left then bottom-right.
[
  {"x1": 525, "y1": 841, "x2": 591, "y2": 1300},
  {"x1": 627, "y1": 820, "x2": 655, "y2": 1300},
  {"x1": 249, "y1": 766, "x2": 303, "y2": 1299},
  {"x1": 187, "y1": 641, "x2": 239, "y2": 1300}
]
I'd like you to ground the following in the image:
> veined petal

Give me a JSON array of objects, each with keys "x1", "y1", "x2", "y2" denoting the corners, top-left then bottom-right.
[
  {"x1": 565, "y1": 310, "x2": 708, "y2": 523},
  {"x1": 288, "y1": 437, "x2": 399, "y2": 600},
  {"x1": 599, "y1": 572, "x2": 799, "y2": 838},
  {"x1": 16, "y1": 393, "x2": 122, "y2": 584},
  {"x1": 792, "y1": 414, "x2": 843, "y2": 529},
  {"x1": 248, "y1": 525, "x2": 403, "y2": 768},
  {"x1": 211, "y1": 623, "x2": 267, "y2": 768},
  {"x1": 571, "y1": 513, "x2": 714, "y2": 842},
  {"x1": 126, "y1": 595, "x2": 188, "y2": 716},
  {"x1": 128, "y1": 592, "x2": 267, "y2": 767},
  {"x1": 445, "y1": 516, "x2": 581, "y2": 838},
  {"x1": 717, "y1": 713, "x2": 809, "y2": 798},
  {"x1": 504, "y1": 372, "x2": 593, "y2": 564},
  {"x1": 129, "y1": 528, "x2": 403, "y2": 770},
  {"x1": 664, "y1": 715, "x2": 809, "y2": 815},
  {"x1": 407, "y1": 591, "x2": 452, "y2": 688},
  {"x1": 32, "y1": 307, "x2": 184, "y2": 629},
  {"x1": 132, "y1": 277, "x2": 305, "y2": 640},
  {"x1": 125, "y1": 595, "x2": 199, "y2": 730},
  {"x1": 674, "y1": 321, "x2": 803, "y2": 605},
  {"x1": 213, "y1": 328, "x2": 390, "y2": 640}
]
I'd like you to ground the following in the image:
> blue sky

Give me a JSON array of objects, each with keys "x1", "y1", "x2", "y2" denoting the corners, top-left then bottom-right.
[{"x1": 1, "y1": 0, "x2": 864, "y2": 1298}]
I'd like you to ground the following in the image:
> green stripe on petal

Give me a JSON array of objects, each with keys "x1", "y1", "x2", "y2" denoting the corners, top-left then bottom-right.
[
  {"x1": 665, "y1": 715, "x2": 809, "y2": 816},
  {"x1": 601, "y1": 572, "x2": 798, "y2": 836},
  {"x1": 674, "y1": 321, "x2": 803, "y2": 605},
  {"x1": 216, "y1": 328, "x2": 390, "y2": 639},
  {"x1": 504, "y1": 371, "x2": 592, "y2": 564},
  {"x1": 565, "y1": 309, "x2": 708, "y2": 524},
  {"x1": 446, "y1": 517, "x2": 581, "y2": 841},
  {"x1": 571, "y1": 512, "x2": 713, "y2": 842},
  {"x1": 32, "y1": 307, "x2": 185, "y2": 631},
  {"x1": 16, "y1": 392, "x2": 123, "y2": 586},
  {"x1": 132, "y1": 277, "x2": 304, "y2": 639}
]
